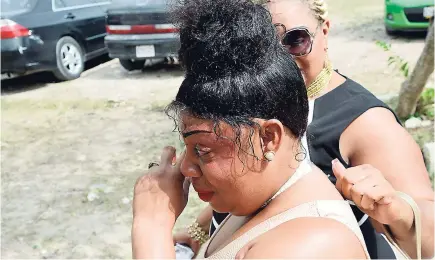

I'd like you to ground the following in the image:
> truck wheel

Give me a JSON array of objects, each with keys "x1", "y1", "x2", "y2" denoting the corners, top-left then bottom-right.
[
  {"x1": 53, "y1": 36, "x2": 85, "y2": 81},
  {"x1": 119, "y1": 59, "x2": 146, "y2": 71}
]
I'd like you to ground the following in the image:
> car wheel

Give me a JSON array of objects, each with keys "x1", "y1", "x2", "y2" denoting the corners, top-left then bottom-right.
[
  {"x1": 119, "y1": 59, "x2": 146, "y2": 71},
  {"x1": 53, "y1": 36, "x2": 85, "y2": 81}
]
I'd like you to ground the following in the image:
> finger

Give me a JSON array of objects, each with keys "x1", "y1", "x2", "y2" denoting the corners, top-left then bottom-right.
[
  {"x1": 342, "y1": 175, "x2": 369, "y2": 201},
  {"x1": 368, "y1": 185, "x2": 385, "y2": 202},
  {"x1": 378, "y1": 195, "x2": 393, "y2": 205},
  {"x1": 335, "y1": 177, "x2": 344, "y2": 196},
  {"x1": 349, "y1": 185, "x2": 363, "y2": 208},
  {"x1": 173, "y1": 150, "x2": 186, "y2": 181},
  {"x1": 183, "y1": 177, "x2": 191, "y2": 194},
  {"x1": 160, "y1": 146, "x2": 177, "y2": 167},
  {"x1": 341, "y1": 164, "x2": 379, "y2": 185},
  {"x1": 331, "y1": 159, "x2": 346, "y2": 180},
  {"x1": 174, "y1": 149, "x2": 186, "y2": 170},
  {"x1": 332, "y1": 159, "x2": 345, "y2": 195},
  {"x1": 360, "y1": 194, "x2": 375, "y2": 211},
  {"x1": 348, "y1": 176, "x2": 373, "y2": 207}
]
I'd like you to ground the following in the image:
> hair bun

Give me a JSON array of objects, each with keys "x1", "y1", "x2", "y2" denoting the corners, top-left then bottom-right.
[{"x1": 171, "y1": 0, "x2": 278, "y2": 79}]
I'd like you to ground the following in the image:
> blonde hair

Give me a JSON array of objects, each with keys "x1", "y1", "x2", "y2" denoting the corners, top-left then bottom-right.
[
  {"x1": 304, "y1": 0, "x2": 328, "y2": 23},
  {"x1": 255, "y1": 0, "x2": 329, "y2": 23}
]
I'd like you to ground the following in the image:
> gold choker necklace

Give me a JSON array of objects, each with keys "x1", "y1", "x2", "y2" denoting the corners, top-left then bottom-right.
[{"x1": 306, "y1": 59, "x2": 333, "y2": 99}]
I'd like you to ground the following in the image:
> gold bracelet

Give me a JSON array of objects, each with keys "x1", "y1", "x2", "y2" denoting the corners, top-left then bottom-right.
[{"x1": 187, "y1": 221, "x2": 210, "y2": 245}]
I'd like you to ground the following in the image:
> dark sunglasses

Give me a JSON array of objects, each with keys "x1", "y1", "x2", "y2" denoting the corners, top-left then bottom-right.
[{"x1": 274, "y1": 23, "x2": 319, "y2": 57}]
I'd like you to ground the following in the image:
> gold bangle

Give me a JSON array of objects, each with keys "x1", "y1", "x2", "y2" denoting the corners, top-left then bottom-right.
[{"x1": 187, "y1": 221, "x2": 210, "y2": 245}]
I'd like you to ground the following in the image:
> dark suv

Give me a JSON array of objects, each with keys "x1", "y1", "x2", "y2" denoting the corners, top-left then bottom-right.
[
  {"x1": 104, "y1": 0, "x2": 180, "y2": 71},
  {"x1": 1, "y1": 0, "x2": 109, "y2": 81}
]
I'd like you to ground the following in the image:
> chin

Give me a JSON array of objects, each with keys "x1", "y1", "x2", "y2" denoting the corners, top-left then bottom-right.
[
  {"x1": 211, "y1": 203, "x2": 255, "y2": 217},
  {"x1": 210, "y1": 202, "x2": 231, "y2": 214}
]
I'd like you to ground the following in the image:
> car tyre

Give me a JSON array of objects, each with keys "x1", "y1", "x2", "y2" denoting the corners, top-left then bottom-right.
[
  {"x1": 119, "y1": 59, "x2": 146, "y2": 71},
  {"x1": 53, "y1": 36, "x2": 85, "y2": 81}
]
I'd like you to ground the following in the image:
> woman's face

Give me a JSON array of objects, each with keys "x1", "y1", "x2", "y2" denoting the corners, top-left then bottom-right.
[
  {"x1": 179, "y1": 114, "x2": 280, "y2": 216},
  {"x1": 268, "y1": 0, "x2": 330, "y2": 85}
]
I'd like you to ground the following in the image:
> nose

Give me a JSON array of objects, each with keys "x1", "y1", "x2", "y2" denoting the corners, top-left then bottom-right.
[{"x1": 180, "y1": 156, "x2": 202, "y2": 178}]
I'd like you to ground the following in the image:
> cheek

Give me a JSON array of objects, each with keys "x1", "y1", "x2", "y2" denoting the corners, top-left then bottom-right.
[
  {"x1": 295, "y1": 56, "x2": 311, "y2": 75},
  {"x1": 201, "y1": 154, "x2": 260, "y2": 195}
]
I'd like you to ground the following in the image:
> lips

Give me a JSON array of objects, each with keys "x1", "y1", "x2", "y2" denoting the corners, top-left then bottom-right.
[{"x1": 193, "y1": 187, "x2": 214, "y2": 202}]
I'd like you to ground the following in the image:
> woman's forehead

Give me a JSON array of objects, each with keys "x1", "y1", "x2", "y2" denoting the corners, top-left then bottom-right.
[
  {"x1": 179, "y1": 115, "x2": 213, "y2": 133},
  {"x1": 178, "y1": 115, "x2": 251, "y2": 141},
  {"x1": 268, "y1": 1, "x2": 316, "y2": 29}
]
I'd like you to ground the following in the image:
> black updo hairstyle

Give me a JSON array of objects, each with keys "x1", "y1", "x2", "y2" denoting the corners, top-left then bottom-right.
[{"x1": 166, "y1": 0, "x2": 308, "y2": 159}]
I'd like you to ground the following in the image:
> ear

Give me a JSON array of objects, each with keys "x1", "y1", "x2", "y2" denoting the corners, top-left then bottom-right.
[
  {"x1": 260, "y1": 119, "x2": 285, "y2": 154},
  {"x1": 322, "y1": 19, "x2": 330, "y2": 37},
  {"x1": 321, "y1": 20, "x2": 330, "y2": 51}
]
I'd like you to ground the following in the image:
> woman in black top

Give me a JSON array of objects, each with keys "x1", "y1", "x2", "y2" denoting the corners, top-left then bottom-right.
[{"x1": 174, "y1": 0, "x2": 434, "y2": 259}]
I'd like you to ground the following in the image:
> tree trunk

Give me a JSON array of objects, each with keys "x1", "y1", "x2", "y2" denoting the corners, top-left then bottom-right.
[{"x1": 396, "y1": 20, "x2": 435, "y2": 119}]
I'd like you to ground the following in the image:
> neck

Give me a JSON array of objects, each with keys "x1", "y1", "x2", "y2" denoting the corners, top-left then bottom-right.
[
  {"x1": 305, "y1": 58, "x2": 333, "y2": 99},
  {"x1": 260, "y1": 152, "x2": 303, "y2": 206}
]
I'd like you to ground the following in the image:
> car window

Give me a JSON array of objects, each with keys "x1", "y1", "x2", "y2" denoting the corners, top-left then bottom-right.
[
  {"x1": 53, "y1": 0, "x2": 111, "y2": 10},
  {"x1": 109, "y1": 0, "x2": 168, "y2": 8},
  {"x1": 1, "y1": 0, "x2": 38, "y2": 15}
]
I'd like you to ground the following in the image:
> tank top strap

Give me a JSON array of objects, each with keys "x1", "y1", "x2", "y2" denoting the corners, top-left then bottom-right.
[{"x1": 200, "y1": 200, "x2": 370, "y2": 259}]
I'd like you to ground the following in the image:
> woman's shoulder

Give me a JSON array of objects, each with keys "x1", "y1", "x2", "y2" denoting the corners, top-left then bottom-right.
[
  {"x1": 309, "y1": 77, "x2": 400, "y2": 134},
  {"x1": 239, "y1": 217, "x2": 367, "y2": 259},
  {"x1": 316, "y1": 77, "x2": 388, "y2": 112}
]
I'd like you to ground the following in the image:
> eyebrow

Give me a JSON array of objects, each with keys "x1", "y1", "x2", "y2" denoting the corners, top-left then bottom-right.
[{"x1": 182, "y1": 130, "x2": 212, "y2": 138}]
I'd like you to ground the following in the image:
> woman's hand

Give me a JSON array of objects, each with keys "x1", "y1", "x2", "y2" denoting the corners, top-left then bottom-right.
[
  {"x1": 133, "y1": 146, "x2": 190, "y2": 227},
  {"x1": 332, "y1": 159, "x2": 414, "y2": 227},
  {"x1": 173, "y1": 229, "x2": 201, "y2": 255}
]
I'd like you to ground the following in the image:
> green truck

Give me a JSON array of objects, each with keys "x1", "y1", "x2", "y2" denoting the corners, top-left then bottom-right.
[{"x1": 385, "y1": 0, "x2": 434, "y2": 35}]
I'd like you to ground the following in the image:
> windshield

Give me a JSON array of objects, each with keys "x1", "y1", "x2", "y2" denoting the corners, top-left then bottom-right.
[
  {"x1": 110, "y1": 0, "x2": 168, "y2": 8},
  {"x1": 1, "y1": 0, "x2": 37, "y2": 15}
]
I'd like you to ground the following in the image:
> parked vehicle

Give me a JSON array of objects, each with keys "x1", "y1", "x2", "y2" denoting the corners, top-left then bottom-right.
[
  {"x1": 384, "y1": 0, "x2": 434, "y2": 35},
  {"x1": 104, "y1": 0, "x2": 180, "y2": 71},
  {"x1": 1, "y1": 0, "x2": 109, "y2": 81}
]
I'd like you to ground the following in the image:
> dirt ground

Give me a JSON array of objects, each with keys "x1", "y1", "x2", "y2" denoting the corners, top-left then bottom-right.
[{"x1": 1, "y1": 0, "x2": 431, "y2": 258}]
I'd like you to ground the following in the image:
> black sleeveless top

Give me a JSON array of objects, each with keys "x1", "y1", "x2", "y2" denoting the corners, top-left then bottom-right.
[{"x1": 210, "y1": 77, "x2": 400, "y2": 259}]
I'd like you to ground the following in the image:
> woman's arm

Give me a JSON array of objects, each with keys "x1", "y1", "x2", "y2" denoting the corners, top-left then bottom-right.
[
  {"x1": 341, "y1": 107, "x2": 434, "y2": 258},
  {"x1": 132, "y1": 217, "x2": 175, "y2": 259},
  {"x1": 197, "y1": 205, "x2": 213, "y2": 232},
  {"x1": 173, "y1": 205, "x2": 213, "y2": 254},
  {"x1": 132, "y1": 147, "x2": 188, "y2": 259}
]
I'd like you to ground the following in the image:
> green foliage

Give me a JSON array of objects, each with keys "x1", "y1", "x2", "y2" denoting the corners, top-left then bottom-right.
[
  {"x1": 376, "y1": 40, "x2": 410, "y2": 77},
  {"x1": 375, "y1": 40, "x2": 391, "y2": 51},
  {"x1": 376, "y1": 40, "x2": 434, "y2": 120},
  {"x1": 416, "y1": 88, "x2": 435, "y2": 120},
  {"x1": 419, "y1": 88, "x2": 435, "y2": 107}
]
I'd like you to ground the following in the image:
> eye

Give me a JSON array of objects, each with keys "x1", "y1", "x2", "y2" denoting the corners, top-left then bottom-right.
[
  {"x1": 194, "y1": 144, "x2": 211, "y2": 157},
  {"x1": 293, "y1": 37, "x2": 305, "y2": 45}
]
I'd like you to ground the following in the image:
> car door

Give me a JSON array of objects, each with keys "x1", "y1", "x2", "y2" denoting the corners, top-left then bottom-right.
[{"x1": 52, "y1": 0, "x2": 108, "y2": 56}]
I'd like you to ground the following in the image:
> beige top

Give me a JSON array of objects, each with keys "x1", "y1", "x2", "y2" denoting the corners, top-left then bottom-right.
[{"x1": 197, "y1": 200, "x2": 370, "y2": 259}]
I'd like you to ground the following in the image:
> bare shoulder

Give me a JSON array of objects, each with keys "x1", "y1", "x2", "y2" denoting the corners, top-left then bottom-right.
[
  {"x1": 340, "y1": 107, "x2": 433, "y2": 200},
  {"x1": 239, "y1": 217, "x2": 367, "y2": 259},
  {"x1": 344, "y1": 106, "x2": 402, "y2": 138},
  {"x1": 341, "y1": 106, "x2": 416, "y2": 155}
]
